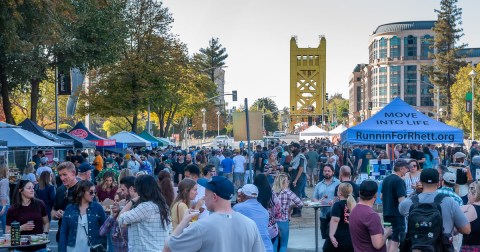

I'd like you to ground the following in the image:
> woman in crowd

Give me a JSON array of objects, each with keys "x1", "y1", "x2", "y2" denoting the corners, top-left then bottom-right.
[
  {"x1": 394, "y1": 144, "x2": 402, "y2": 160},
  {"x1": 265, "y1": 152, "x2": 282, "y2": 184},
  {"x1": 254, "y1": 174, "x2": 281, "y2": 245},
  {"x1": 59, "y1": 180, "x2": 106, "y2": 252},
  {"x1": 170, "y1": 178, "x2": 198, "y2": 229},
  {"x1": 422, "y1": 146, "x2": 435, "y2": 169},
  {"x1": 404, "y1": 159, "x2": 421, "y2": 196},
  {"x1": 323, "y1": 182, "x2": 356, "y2": 252},
  {"x1": 21, "y1": 162, "x2": 37, "y2": 183},
  {"x1": 195, "y1": 152, "x2": 206, "y2": 172},
  {"x1": 6, "y1": 180, "x2": 49, "y2": 252},
  {"x1": 96, "y1": 171, "x2": 118, "y2": 202},
  {"x1": 461, "y1": 181, "x2": 480, "y2": 251},
  {"x1": 377, "y1": 150, "x2": 388, "y2": 161},
  {"x1": 35, "y1": 171, "x2": 56, "y2": 220},
  {"x1": 272, "y1": 173, "x2": 303, "y2": 252},
  {"x1": 0, "y1": 165, "x2": 9, "y2": 234},
  {"x1": 117, "y1": 175, "x2": 171, "y2": 250},
  {"x1": 158, "y1": 170, "x2": 175, "y2": 207}
]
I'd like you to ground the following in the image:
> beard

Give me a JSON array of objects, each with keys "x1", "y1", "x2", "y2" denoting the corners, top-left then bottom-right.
[{"x1": 324, "y1": 174, "x2": 333, "y2": 180}]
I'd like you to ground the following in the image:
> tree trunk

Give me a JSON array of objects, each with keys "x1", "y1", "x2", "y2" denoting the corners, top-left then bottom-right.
[
  {"x1": 30, "y1": 79, "x2": 41, "y2": 122},
  {"x1": 0, "y1": 64, "x2": 15, "y2": 124},
  {"x1": 132, "y1": 112, "x2": 138, "y2": 133}
]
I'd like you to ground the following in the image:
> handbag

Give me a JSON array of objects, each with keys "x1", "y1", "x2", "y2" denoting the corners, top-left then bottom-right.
[{"x1": 80, "y1": 215, "x2": 107, "y2": 252}]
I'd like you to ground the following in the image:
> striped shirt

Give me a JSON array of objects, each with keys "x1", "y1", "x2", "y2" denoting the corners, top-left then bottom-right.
[{"x1": 436, "y1": 187, "x2": 463, "y2": 206}]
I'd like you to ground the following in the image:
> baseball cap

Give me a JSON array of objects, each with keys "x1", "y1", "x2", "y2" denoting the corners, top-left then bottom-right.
[
  {"x1": 78, "y1": 162, "x2": 94, "y2": 173},
  {"x1": 454, "y1": 152, "x2": 466, "y2": 159},
  {"x1": 473, "y1": 141, "x2": 478, "y2": 145},
  {"x1": 326, "y1": 147, "x2": 334, "y2": 153},
  {"x1": 420, "y1": 168, "x2": 439, "y2": 184},
  {"x1": 443, "y1": 172, "x2": 456, "y2": 184},
  {"x1": 105, "y1": 158, "x2": 114, "y2": 164},
  {"x1": 359, "y1": 180, "x2": 378, "y2": 198},
  {"x1": 238, "y1": 184, "x2": 259, "y2": 198},
  {"x1": 199, "y1": 176, "x2": 234, "y2": 200},
  {"x1": 40, "y1": 157, "x2": 48, "y2": 164}
]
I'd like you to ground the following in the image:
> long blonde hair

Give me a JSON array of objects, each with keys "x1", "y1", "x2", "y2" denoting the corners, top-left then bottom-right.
[
  {"x1": 0, "y1": 165, "x2": 8, "y2": 179},
  {"x1": 272, "y1": 173, "x2": 289, "y2": 194},
  {"x1": 338, "y1": 182, "x2": 356, "y2": 212}
]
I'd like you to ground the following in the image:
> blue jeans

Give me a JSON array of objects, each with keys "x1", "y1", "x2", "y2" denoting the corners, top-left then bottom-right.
[
  {"x1": 291, "y1": 173, "x2": 306, "y2": 215},
  {"x1": 0, "y1": 205, "x2": 9, "y2": 234},
  {"x1": 274, "y1": 221, "x2": 290, "y2": 252}
]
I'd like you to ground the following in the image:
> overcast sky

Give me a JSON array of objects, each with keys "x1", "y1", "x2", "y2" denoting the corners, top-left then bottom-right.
[{"x1": 162, "y1": 0, "x2": 479, "y2": 110}]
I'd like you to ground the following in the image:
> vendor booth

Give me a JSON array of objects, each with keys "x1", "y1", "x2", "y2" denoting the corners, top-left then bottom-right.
[
  {"x1": 138, "y1": 131, "x2": 161, "y2": 147},
  {"x1": 109, "y1": 131, "x2": 151, "y2": 148},
  {"x1": 57, "y1": 132, "x2": 96, "y2": 162},
  {"x1": 70, "y1": 122, "x2": 116, "y2": 147},
  {"x1": 299, "y1": 125, "x2": 330, "y2": 141}
]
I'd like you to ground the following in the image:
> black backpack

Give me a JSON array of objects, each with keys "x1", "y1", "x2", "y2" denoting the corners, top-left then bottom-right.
[{"x1": 401, "y1": 193, "x2": 450, "y2": 252}]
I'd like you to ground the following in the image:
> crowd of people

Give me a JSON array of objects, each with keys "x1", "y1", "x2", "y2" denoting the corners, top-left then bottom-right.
[{"x1": 0, "y1": 138, "x2": 478, "y2": 252}]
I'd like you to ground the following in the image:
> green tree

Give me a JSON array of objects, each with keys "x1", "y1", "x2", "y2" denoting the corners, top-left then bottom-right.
[
  {"x1": 196, "y1": 37, "x2": 228, "y2": 81},
  {"x1": 327, "y1": 93, "x2": 349, "y2": 126},
  {"x1": 78, "y1": 0, "x2": 174, "y2": 132},
  {"x1": 251, "y1": 97, "x2": 280, "y2": 134},
  {"x1": 422, "y1": 0, "x2": 467, "y2": 117},
  {"x1": 450, "y1": 64, "x2": 480, "y2": 138}
]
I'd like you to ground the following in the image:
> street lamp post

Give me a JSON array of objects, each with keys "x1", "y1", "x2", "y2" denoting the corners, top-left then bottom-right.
[
  {"x1": 469, "y1": 69, "x2": 477, "y2": 141},
  {"x1": 216, "y1": 111, "x2": 221, "y2": 136},
  {"x1": 201, "y1": 108, "x2": 206, "y2": 144}
]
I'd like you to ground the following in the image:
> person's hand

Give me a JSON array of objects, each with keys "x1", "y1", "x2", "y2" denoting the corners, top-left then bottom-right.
[
  {"x1": 54, "y1": 210, "x2": 64, "y2": 219},
  {"x1": 328, "y1": 199, "x2": 334, "y2": 206},
  {"x1": 330, "y1": 235, "x2": 338, "y2": 248},
  {"x1": 384, "y1": 227, "x2": 393, "y2": 238},
  {"x1": 180, "y1": 209, "x2": 200, "y2": 223},
  {"x1": 292, "y1": 180, "x2": 297, "y2": 187},
  {"x1": 111, "y1": 203, "x2": 121, "y2": 216},
  {"x1": 0, "y1": 208, "x2": 5, "y2": 216},
  {"x1": 21, "y1": 222, "x2": 35, "y2": 231}
]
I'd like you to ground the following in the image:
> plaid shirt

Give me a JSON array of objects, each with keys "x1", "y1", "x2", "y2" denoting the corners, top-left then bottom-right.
[
  {"x1": 117, "y1": 201, "x2": 171, "y2": 251},
  {"x1": 436, "y1": 187, "x2": 463, "y2": 206},
  {"x1": 274, "y1": 188, "x2": 303, "y2": 222},
  {"x1": 99, "y1": 215, "x2": 128, "y2": 252}
]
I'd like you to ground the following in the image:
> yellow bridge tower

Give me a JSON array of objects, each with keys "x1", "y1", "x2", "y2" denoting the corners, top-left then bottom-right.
[{"x1": 290, "y1": 36, "x2": 327, "y2": 132}]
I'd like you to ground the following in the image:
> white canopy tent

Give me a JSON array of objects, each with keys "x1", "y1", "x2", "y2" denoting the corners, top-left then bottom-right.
[
  {"x1": 329, "y1": 124, "x2": 348, "y2": 135},
  {"x1": 299, "y1": 125, "x2": 330, "y2": 141}
]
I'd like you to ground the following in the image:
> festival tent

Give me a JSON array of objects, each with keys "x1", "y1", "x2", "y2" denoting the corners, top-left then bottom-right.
[
  {"x1": 18, "y1": 119, "x2": 74, "y2": 147},
  {"x1": 136, "y1": 131, "x2": 160, "y2": 148},
  {"x1": 299, "y1": 125, "x2": 330, "y2": 141},
  {"x1": 69, "y1": 122, "x2": 116, "y2": 147},
  {"x1": 341, "y1": 97, "x2": 463, "y2": 144},
  {"x1": 0, "y1": 128, "x2": 63, "y2": 148},
  {"x1": 157, "y1": 137, "x2": 176, "y2": 147},
  {"x1": 329, "y1": 124, "x2": 348, "y2": 135},
  {"x1": 109, "y1": 131, "x2": 151, "y2": 148},
  {"x1": 57, "y1": 133, "x2": 96, "y2": 149}
]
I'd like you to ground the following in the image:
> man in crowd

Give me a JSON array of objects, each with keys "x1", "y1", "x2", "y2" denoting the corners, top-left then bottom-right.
[
  {"x1": 32, "y1": 150, "x2": 44, "y2": 169},
  {"x1": 234, "y1": 184, "x2": 273, "y2": 252},
  {"x1": 220, "y1": 151, "x2": 234, "y2": 180},
  {"x1": 313, "y1": 164, "x2": 340, "y2": 238},
  {"x1": 399, "y1": 169, "x2": 470, "y2": 252},
  {"x1": 429, "y1": 144, "x2": 441, "y2": 168},
  {"x1": 254, "y1": 145, "x2": 266, "y2": 175},
  {"x1": 470, "y1": 141, "x2": 479, "y2": 159},
  {"x1": 172, "y1": 151, "x2": 186, "y2": 186},
  {"x1": 350, "y1": 180, "x2": 392, "y2": 252},
  {"x1": 289, "y1": 142, "x2": 307, "y2": 217},
  {"x1": 334, "y1": 165, "x2": 359, "y2": 200},
  {"x1": 356, "y1": 145, "x2": 375, "y2": 178},
  {"x1": 93, "y1": 150, "x2": 103, "y2": 179},
  {"x1": 164, "y1": 176, "x2": 265, "y2": 252},
  {"x1": 36, "y1": 157, "x2": 52, "y2": 177},
  {"x1": 77, "y1": 162, "x2": 93, "y2": 182},
  {"x1": 380, "y1": 159, "x2": 408, "y2": 252},
  {"x1": 306, "y1": 145, "x2": 319, "y2": 187},
  {"x1": 437, "y1": 172, "x2": 463, "y2": 206},
  {"x1": 207, "y1": 150, "x2": 221, "y2": 171},
  {"x1": 232, "y1": 149, "x2": 246, "y2": 190},
  {"x1": 52, "y1": 162, "x2": 79, "y2": 242},
  {"x1": 450, "y1": 152, "x2": 473, "y2": 204},
  {"x1": 198, "y1": 164, "x2": 216, "y2": 185}
]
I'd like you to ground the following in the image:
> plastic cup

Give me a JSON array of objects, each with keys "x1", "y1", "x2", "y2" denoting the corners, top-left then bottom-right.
[
  {"x1": 383, "y1": 222, "x2": 392, "y2": 228},
  {"x1": 191, "y1": 210, "x2": 200, "y2": 222}
]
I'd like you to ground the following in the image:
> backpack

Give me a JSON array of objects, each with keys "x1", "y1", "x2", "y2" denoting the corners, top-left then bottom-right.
[{"x1": 401, "y1": 194, "x2": 451, "y2": 252}]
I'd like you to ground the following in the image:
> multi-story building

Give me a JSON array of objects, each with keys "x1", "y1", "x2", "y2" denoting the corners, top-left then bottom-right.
[{"x1": 349, "y1": 20, "x2": 480, "y2": 125}]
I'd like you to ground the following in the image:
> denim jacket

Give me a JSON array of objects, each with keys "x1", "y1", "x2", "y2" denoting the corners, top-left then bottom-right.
[{"x1": 59, "y1": 201, "x2": 106, "y2": 252}]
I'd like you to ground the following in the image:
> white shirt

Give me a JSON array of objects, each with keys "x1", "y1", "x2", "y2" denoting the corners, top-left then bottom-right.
[
  {"x1": 127, "y1": 160, "x2": 140, "y2": 174},
  {"x1": 194, "y1": 184, "x2": 209, "y2": 220},
  {"x1": 233, "y1": 155, "x2": 246, "y2": 173}
]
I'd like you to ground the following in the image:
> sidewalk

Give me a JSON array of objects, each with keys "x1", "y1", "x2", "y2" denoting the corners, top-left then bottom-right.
[{"x1": 288, "y1": 227, "x2": 320, "y2": 252}]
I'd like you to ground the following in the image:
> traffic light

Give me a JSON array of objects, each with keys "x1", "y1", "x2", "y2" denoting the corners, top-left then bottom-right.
[
  {"x1": 325, "y1": 93, "x2": 329, "y2": 101},
  {"x1": 232, "y1": 90, "x2": 237, "y2": 101},
  {"x1": 368, "y1": 102, "x2": 373, "y2": 110},
  {"x1": 188, "y1": 119, "x2": 192, "y2": 127},
  {"x1": 291, "y1": 106, "x2": 295, "y2": 111}
]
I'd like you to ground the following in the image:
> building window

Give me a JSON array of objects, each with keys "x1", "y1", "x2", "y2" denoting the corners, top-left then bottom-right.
[
  {"x1": 390, "y1": 66, "x2": 401, "y2": 97},
  {"x1": 405, "y1": 97, "x2": 416, "y2": 106},
  {"x1": 356, "y1": 86, "x2": 362, "y2": 111},
  {"x1": 420, "y1": 74, "x2": 434, "y2": 106},
  {"x1": 404, "y1": 35, "x2": 417, "y2": 60},
  {"x1": 404, "y1": 65, "x2": 417, "y2": 105},
  {"x1": 373, "y1": 40, "x2": 378, "y2": 59},
  {"x1": 390, "y1": 36, "x2": 401, "y2": 59},
  {"x1": 404, "y1": 65, "x2": 417, "y2": 84},
  {"x1": 379, "y1": 38, "x2": 387, "y2": 59},
  {"x1": 421, "y1": 35, "x2": 434, "y2": 60},
  {"x1": 379, "y1": 67, "x2": 387, "y2": 84}
]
